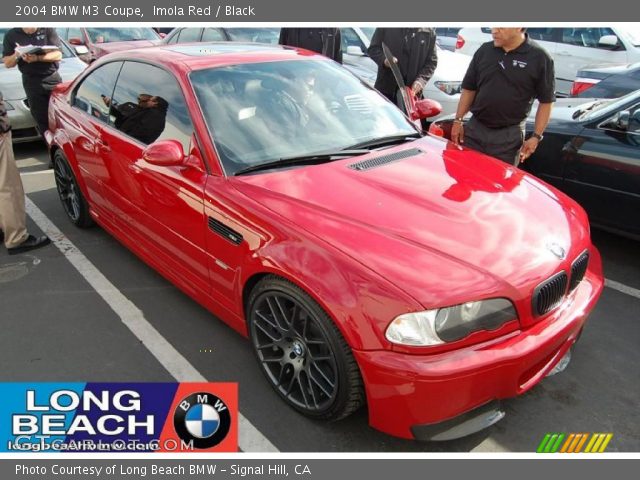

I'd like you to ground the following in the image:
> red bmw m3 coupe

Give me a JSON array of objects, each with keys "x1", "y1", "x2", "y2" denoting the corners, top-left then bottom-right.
[{"x1": 45, "y1": 43, "x2": 604, "y2": 441}]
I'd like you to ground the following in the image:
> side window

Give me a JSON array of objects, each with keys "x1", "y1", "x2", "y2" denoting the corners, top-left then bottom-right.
[
  {"x1": 109, "y1": 62, "x2": 194, "y2": 150},
  {"x1": 176, "y1": 28, "x2": 202, "y2": 43},
  {"x1": 202, "y1": 28, "x2": 226, "y2": 42},
  {"x1": 73, "y1": 62, "x2": 123, "y2": 122},
  {"x1": 561, "y1": 28, "x2": 618, "y2": 49},
  {"x1": 436, "y1": 28, "x2": 459, "y2": 38},
  {"x1": 166, "y1": 31, "x2": 180, "y2": 44},
  {"x1": 341, "y1": 28, "x2": 366, "y2": 54},
  {"x1": 527, "y1": 28, "x2": 556, "y2": 42}
]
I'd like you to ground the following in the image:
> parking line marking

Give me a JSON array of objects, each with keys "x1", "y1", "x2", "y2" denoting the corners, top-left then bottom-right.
[
  {"x1": 605, "y1": 279, "x2": 640, "y2": 300},
  {"x1": 24, "y1": 197, "x2": 279, "y2": 453},
  {"x1": 20, "y1": 170, "x2": 55, "y2": 176}
]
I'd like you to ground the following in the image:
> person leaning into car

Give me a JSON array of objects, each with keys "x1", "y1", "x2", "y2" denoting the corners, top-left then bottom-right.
[
  {"x1": 2, "y1": 28, "x2": 63, "y2": 138},
  {"x1": 0, "y1": 91, "x2": 51, "y2": 255},
  {"x1": 451, "y1": 28, "x2": 555, "y2": 165},
  {"x1": 368, "y1": 28, "x2": 438, "y2": 104}
]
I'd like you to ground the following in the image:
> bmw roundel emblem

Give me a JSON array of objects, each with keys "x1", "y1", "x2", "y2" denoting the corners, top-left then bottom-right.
[
  {"x1": 173, "y1": 392, "x2": 231, "y2": 449},
  {"x1": 547, "y1": 242, "x2": 567, "y2": 260}
]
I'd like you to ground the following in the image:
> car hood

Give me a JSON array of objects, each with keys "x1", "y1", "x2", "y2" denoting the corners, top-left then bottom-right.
[
  {"x1": 0, "y1": 67, "x2": 24, "y2": 100},
  {"x1": 0, "y1": 58, "x2": 85, "y2": 100},
  {"x1": 231, "y1": 136, "x2": 589, "y2": 308}
]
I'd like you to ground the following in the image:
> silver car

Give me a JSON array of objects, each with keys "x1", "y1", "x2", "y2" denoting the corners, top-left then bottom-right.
[{"x1": 1, "y1": 29, "x2": 87, "y2": 143}]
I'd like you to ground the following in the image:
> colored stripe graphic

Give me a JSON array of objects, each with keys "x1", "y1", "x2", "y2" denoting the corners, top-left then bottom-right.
[{"x1": 538, "y1": 433, "x2": 613, "y2": 453}]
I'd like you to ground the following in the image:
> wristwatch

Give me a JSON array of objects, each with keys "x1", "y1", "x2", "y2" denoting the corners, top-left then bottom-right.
[{"x1": 531, "y1": 132, "x2": 544, "y2": 141}]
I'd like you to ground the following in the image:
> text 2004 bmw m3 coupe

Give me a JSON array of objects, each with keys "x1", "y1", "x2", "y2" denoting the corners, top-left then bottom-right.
[{"x1": 45, "y1": 43, "x2": 604, "y2": 441}]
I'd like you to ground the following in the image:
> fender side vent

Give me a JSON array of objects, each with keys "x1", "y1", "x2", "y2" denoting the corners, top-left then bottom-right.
[
  {"x1": 208, "y1": 217, "x2": 243, "y2": 245},
  {"x1": 348, "y1": 148, "x2": 422, "y2": 171}
]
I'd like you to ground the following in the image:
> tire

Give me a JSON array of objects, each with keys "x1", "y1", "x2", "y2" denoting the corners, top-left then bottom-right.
[
  {"x1": 53, "y1": 150, "x2": 94, "y2": 228},
  {"x1": 247, "y1": 275, "x2": 364, "y2": 421}
]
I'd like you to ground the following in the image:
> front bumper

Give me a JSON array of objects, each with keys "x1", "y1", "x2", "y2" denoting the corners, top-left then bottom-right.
[
  {"x1": 6, "y1": 98, "x2": 40, "y2": 143},
  {"x1": 353, "y1": 251, "x2": 604, "y2": 440}
]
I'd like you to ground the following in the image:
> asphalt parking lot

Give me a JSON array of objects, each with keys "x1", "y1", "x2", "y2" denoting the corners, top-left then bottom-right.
[{"x1": 2, "y1": 141, "x2": 639, "y2": 452}]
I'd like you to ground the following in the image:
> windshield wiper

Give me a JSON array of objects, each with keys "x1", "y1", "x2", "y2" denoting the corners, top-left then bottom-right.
[
  {"x1": 234, "y1": 150, "x2": 369, "y2": 176},
  {"x1": 344, "y1": 133, "x2": 423, "y2": 150}
]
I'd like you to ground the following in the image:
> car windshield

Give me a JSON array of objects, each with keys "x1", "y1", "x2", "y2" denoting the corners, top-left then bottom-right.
[
  {"x1": 619, "y1": 28, "x2": 640, "y2": 47},
  {"x1": 191, "y1": 59, "x2": 417, "y2": 175},
  {"x1": 85, "y1": 28, "x2": 158, "y2": 43},
  {"x1": 224, "y1": 28, "x2": 280, "y2": 44},
  {"x1": 360, "y1": 28, "x2": 375, "y2": 42},
  {"x1": 580, "y1": 89, "x2": 640, "y2": 120},
  {"x1": 0, "y1": 29, "x2": 74, "y2": 58}
]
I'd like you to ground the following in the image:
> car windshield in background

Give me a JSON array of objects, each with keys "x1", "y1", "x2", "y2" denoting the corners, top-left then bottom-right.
[
  {"x1": 224, "y1": 28, "x2": 280, "y2": 44},
  {"x1": 581, "y1": 89, "x2": 640, "y2": 120},
  {"x1": 621, "y1": 29, "x2": 640, "y2": 46},
  {"x1": 191, "y1": 59, "x2": 417, "y2": 175},
  {"x1": 85, "y1": 28, "x2": 158, "y2": 43}
]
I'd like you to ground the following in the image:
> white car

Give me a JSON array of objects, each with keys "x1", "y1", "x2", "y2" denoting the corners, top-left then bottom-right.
[
  {"x1": 0, "y1": 31, "x2": 87, "y2": 142},
  {"x1": 456, "y1": 27, "x2": 640, "y2": 96},
  {"x1": 340, "y1": 27, "x2": 472, "y2": 119}
]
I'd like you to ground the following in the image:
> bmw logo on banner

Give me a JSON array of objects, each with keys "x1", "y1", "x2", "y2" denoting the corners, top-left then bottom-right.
[
  {"x1": 0, "y1": 383, "x2": 237, "y2": 452},
  {"x1": 173, "y1": 392, "x2": 232, "y2": 449}
]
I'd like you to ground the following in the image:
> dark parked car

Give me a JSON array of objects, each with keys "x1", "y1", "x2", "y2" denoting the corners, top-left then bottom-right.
[
  {"x1": 429, "y1": 92, "x2": 640, "y2": 239},
  {"x1": 571, "y1": 62, "x2": 640, "y2": 98}
]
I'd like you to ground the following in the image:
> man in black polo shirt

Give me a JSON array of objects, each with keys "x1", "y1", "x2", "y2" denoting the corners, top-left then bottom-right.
[
  {"x1": 451, "y1": 28, "x2": 555, "y2": 165},
  {"x1": 3, "y1": 28, "x2": 62, "y2": 138}
]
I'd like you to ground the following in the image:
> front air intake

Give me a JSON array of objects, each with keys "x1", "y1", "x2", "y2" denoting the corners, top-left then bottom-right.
[{"x1": 532, "y1": 271, "x2": 568, "y2": 317}]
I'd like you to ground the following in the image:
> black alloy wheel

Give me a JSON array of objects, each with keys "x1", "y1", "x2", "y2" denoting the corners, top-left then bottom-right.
[
  {"x1": 248, "y1": 276, "x2": 364, "y2": 420},
  {"x1": 53, "y1": 150, "x2": 93, "y2": 228}
]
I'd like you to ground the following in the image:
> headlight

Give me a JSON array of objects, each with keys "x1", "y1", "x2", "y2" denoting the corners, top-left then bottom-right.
[
  {"x1": 434, "y1": 81, "x2": 462, "y2": 96},
  {"x1": 385, "y1": 298, "x2": 517, "y2": 346}
]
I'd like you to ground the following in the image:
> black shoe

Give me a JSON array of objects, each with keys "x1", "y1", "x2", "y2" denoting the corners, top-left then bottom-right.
[
  {"x1": 0, "y1": 229, "x2": 4, "y2": 243},
  {"x1": 7, "y1": 234, "x2": 51, "y2": 255}
]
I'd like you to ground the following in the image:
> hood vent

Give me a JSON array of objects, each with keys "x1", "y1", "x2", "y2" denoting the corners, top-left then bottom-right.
[
  {"x1": 208, "y1": 217, "x2": 243, "y2": 245},
  {"x1": 348, "y1": 148, "x2": 422, "y2": 171}
]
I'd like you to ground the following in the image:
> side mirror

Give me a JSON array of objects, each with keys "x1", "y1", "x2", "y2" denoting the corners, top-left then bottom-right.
[
  {"x1": 598, "y1": 35, "x2": 620, "y2": 49},
  {"x1": 69, "y1": 37, "x2": 84, "y2": 46},
  {"x1": 346, "y1": 45, "x2": 365, "y2": 56},
  {"x1": 412, "y1": 98, "x2": 443, "y2": 120},
  {"x1": 615, "y1": 110, "x2": 630, "y2": 130},
  {"x1": 74, "y1": 45, "x2": 89, "y2": 55},
  {"x1": 52, "y1": 81, "x2": 71, "y2": 94},
  {"x1": 142, "y1": 140, "x2": 185, "y2": 166}
]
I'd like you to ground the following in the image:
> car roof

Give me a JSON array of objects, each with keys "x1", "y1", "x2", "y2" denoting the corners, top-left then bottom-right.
[{"x1": 97, "y1": 42, "x2": 318, "y2": 71}]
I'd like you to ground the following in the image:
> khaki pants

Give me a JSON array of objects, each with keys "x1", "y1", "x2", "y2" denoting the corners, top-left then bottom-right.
[{"x1": 0, "y1": 130, "x2": 28, "y2": 248}]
